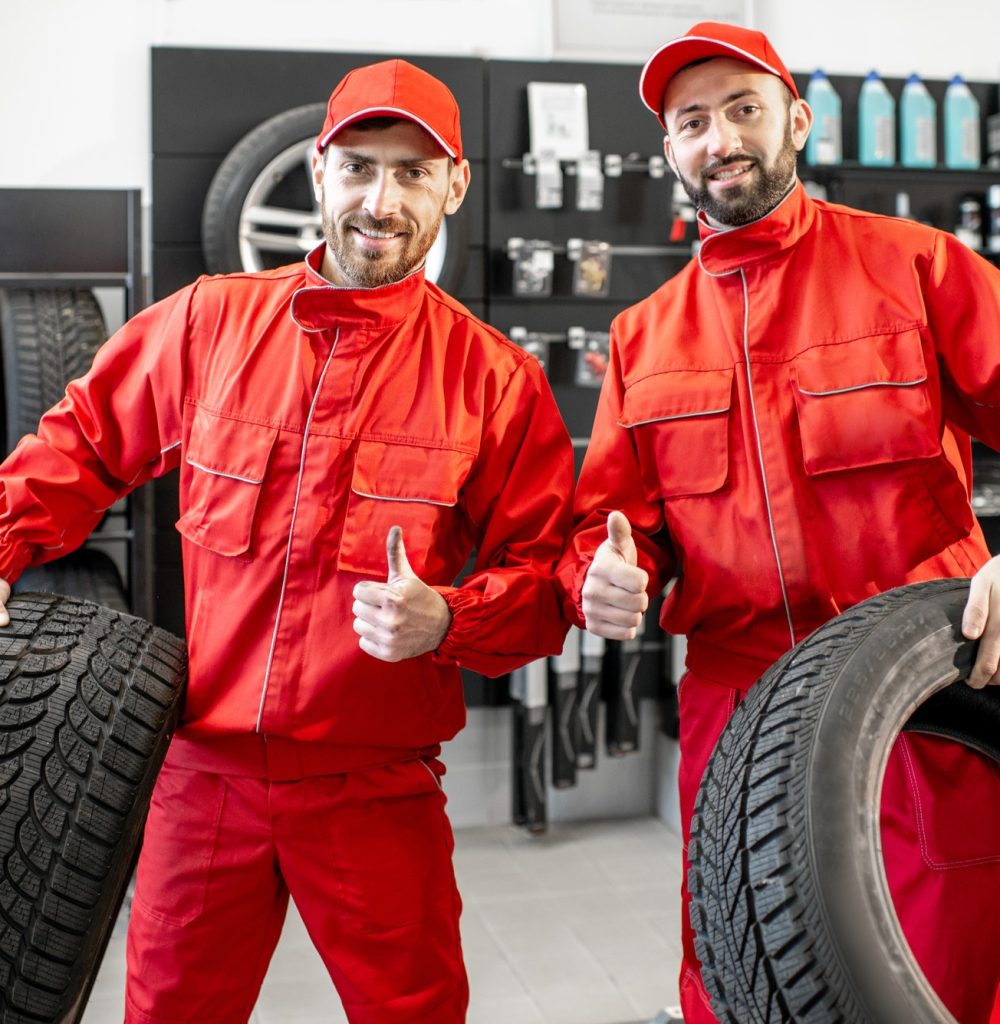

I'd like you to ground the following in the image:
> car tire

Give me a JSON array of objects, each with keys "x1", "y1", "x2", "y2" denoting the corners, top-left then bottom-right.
[
  {"x1": 0, "y1": 592, "x2": 186, "y2": 1024},
  {"x1": 13, "y1": 548, "x2": 129, "y2": 614},
  {"x1": 0, "y1": 289, "x2": 107, "y2": 458},
  {"x1": 200, "y1": 103, "x2": 469, "y2": 292},
  {"x1": 688, "y1": 578, "x2": 1000, "y2": 1024}
]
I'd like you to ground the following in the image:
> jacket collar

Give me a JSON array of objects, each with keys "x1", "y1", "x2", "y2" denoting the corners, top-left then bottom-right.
[
  {"x1": 696, "y1": 179, "x2": 816, "y2": 277},
  {"x1": 290, "y1": 244, "x2": 426, "y2": 332}
]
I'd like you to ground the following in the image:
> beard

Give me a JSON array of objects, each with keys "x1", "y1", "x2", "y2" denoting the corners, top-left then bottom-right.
[
  {"x1": 321, "y1": 202, "x2": 445, "y2": 288},
  {"x1": 676, "y1": 119, "x2": 798, "y2": 227}
]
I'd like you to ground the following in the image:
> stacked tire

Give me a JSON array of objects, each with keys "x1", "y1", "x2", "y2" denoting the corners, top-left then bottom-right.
[{"x1": 0, "y1": 288, "x2": 129, "y2": 614}]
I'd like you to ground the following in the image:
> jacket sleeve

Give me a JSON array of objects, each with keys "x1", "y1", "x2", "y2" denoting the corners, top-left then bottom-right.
[
  {"x1": 432, "y1": 353, "x2": 574, "y2": 676},
  {"x1": 0, "y1": 285, "x2": 192, "y2": 582},
  {"x1": 555, "y1": 322, "x2": 677, "y2": 628},
  {"x1": 923, "y1": 231, "x2": 1000, "y2": 449}
]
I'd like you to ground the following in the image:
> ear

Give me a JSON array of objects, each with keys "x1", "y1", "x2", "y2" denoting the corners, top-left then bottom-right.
[
  {"x1": 790, "y1": 98, "x2": 813, "y2": 153},
  {"x1": 444, "y1": 158, "x2": 471, "y2": 215},
  {"x1": 311, "y1": 148, "x2": 325, "y2": 205},
  {"x1": 662, "y1": 135, "x2": 679, "y2": 179}
]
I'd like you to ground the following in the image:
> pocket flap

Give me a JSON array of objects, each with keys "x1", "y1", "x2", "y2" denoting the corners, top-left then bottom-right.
[
  {"x1": 351, "y1": 441, "x2": 475, "y2": 506},
  {"x1": 795, "y1": 331, "x2": 928, "y2": 396},
  {"x1": 186, "y1": 409, "x2": 279, "y2": 484},
  {"x1": 619, "y1": 368, "x2": 733, "y2": 427}
]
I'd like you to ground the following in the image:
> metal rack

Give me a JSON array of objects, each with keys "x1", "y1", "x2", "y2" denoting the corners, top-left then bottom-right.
[{"x1": 0, "y1": 188, "x2": 154, "y2": 621}]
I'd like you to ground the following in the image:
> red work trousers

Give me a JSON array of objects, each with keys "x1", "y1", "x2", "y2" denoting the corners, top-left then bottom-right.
[
  {"x1": 676, "y1": 671, "x2": 1000, "y2": 1024},
  {"x1": 125, "y1": 752, "x2": 468, "y2": 1024}
]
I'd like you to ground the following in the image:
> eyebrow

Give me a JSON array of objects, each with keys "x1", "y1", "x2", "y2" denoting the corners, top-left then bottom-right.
[
  {"x1": 673, "y1": 89, "x2": 761, "y2": 119},
  {"x1": 336, "y1": 148, "x2": 439, "y2": 168}
]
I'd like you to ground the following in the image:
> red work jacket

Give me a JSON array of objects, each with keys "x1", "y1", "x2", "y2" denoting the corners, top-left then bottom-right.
[
  {"x1": 0, "y1": 247, "x2": 573, "y2": 768},
  {"x1": 562, "y1": 182, "x2": 1000, "y2": 690}
]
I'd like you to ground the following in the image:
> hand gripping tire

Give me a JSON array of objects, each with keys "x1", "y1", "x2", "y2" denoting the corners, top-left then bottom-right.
[
  {"x1": 0, "y1": 593, "x2": 186, "y2": 1023},
  {"x1": 688, "y1": 578, "x2": 1000, "y2": 1024}
]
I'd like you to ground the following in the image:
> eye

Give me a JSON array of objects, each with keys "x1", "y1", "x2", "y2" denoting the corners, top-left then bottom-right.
[
  {"x1": 403, "y1": 166, "x2": 428, "y2": 180},
  {"x1": 737, "y1": 104, "x2": 760, "y2": 117},
  {"x1": 344, "y1": 161, "x2": 367, "y2": 174},
  {"x1": 680, "y1": 118, "x2": 703, "y2": 133}
]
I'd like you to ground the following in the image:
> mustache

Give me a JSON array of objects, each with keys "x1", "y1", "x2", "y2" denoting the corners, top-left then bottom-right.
[
  {"x1": 347, "y1": 214, "x2": 411, "y2": 235},
  {"x1": 702, "y1": 154, "x2": 757, "y2": 178}
]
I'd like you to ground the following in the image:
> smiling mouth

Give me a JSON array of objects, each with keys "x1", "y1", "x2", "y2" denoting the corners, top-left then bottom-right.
[
  {"x1": 352, "y1": 226, "x2": 405, "y2": 240},
  {"x1": 706, "y1": 162, "x2": 755, "y2": 183}
]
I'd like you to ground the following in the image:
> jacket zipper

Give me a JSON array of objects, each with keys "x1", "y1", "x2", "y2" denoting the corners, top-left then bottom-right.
[
  {"x1": 739, "y1": 269, "x2": 796, "y2": 647},
  {"x1": 256, "y1": 328, "x2": 340, "y2": 733}
]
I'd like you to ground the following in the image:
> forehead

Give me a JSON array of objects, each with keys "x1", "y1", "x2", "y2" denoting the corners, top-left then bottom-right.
[
  {"x1": 326, "y1": 119, "x2": 449, "y2": 162},
  {"x1": 662, "y1": 58, "x2": 782, "y2": 119}
]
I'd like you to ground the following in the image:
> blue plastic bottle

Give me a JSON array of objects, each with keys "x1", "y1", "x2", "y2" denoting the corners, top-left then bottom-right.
[
  {"x1": 901, "y1": 73, "x2": 937, "y2": 167},
  {"x1": 944, "y1": 75, "x2": 981, "y2": 169},
  {"x1": 805, "y1": 70, "x2": 842, "y2": 165},
  {"x1": 858, "y1": 71, "x2": 895, "y2": 166}
]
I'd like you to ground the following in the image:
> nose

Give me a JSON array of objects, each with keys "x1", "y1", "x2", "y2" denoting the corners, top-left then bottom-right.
[
  {"x1": 705, "y1": 117, "x2": 742, "y2": 159},
  {"x1": 362, "y1": 171, "x2": 402, "y2": 220}
]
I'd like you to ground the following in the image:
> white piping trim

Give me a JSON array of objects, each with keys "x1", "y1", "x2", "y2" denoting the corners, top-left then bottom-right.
[
  {"x1": 799, "y1": 377, "x2": 926, "y2": 396},
  {"x1": 186, "y1": 459, "x2": 263, "y2": 485},
  {"x1": 620, "y1": 406, "x2": 729, "y2": 428},
  {"x1": 256, "y1": 329, "x2": 339, "y2": 733},
  {"x1": 352, "y1": 488, "x2": 456, "y2": 508},
  {"x1": 739, "y1": 269, "x2": 796, "y2": 648},
  {"x1": 160, "y1": 439, "x2": 181, "y2": 454},
  {"x1": 316, "y1": 107, "x2": 457, "y2": 158}
]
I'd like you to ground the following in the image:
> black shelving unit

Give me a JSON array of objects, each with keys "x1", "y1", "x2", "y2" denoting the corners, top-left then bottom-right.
[{"x1": 0, "y1": 188, "x2": 155, "y2": 621}]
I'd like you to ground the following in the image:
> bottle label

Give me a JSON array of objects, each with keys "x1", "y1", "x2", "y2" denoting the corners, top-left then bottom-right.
[
  {"x1": 916, "y1": 117, "x2": 936, "y2": 163},
  {"x1": 963, "y1": 120, "x2": 981, "y2": 164},
  {"x1": 876, "y1": 116, "x2": 895, "y2": 162},
  {"x1": 815, "y1": 114, "x2": 842, "y2": 164}
]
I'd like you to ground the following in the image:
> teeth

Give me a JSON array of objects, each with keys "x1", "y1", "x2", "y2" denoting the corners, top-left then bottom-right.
[
  {"x1": 712, "y1": 166, "x2": 750, "y2": 181},
  {"x1": 357, "y1": 228, "x2": 397, "y2": 239}
]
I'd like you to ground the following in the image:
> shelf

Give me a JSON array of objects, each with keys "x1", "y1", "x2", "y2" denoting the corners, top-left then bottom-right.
[{"x1": 801, "y1": 161, "x2": 1000, "y2": 182}]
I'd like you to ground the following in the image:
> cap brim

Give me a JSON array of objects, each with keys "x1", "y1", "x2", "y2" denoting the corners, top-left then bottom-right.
[
  {"x1": 316, "y1": 106, "x2": 458, "y2": 158},
  {"x1": 639, "y1": 36, "x2": 788, "y2": 123}
]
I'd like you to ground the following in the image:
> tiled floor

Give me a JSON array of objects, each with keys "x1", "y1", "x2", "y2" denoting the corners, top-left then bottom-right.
[{"x1": 82, "y1": 817, "x2": 683, "y2": 1024}]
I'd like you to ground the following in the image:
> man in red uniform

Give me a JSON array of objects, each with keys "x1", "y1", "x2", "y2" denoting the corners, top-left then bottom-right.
[
  {"x1": 0, "y1": 61, "x2": 573, "y2": 1022},
  {"x1": 559, "y1": 22, "x2": 1000, "y2": 1024}
]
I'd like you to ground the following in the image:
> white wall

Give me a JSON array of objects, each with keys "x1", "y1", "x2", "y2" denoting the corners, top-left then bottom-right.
[{"x1": 2, "y1": 0, "x2": 998, "y2": 193}]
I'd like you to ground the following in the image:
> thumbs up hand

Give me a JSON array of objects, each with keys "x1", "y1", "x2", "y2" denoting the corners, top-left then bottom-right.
[
  {"x1": 352, "y1": 526, "x2": 452, "y2": 662},
  {"x1": 581, "y1": 511, "x2": 649, "y2": 640}
]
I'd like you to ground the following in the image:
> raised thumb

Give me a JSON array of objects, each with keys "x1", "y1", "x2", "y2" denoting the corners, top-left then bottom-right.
[
  {"x1": 386, "y1": 525, "x2": 415, "y2": 581},
  {"x1": 606, "y1": 510, "x2": 633, "y2": 558}
]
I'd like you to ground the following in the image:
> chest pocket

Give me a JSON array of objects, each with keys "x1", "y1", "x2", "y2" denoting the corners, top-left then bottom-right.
[
  {"x1": 337, "y1": 440, "x2": 475, "y2": 577},
  {"x1": 792, "y1": 329, "x2": 941, "y2": 476},
  {"x1": 619, "y1": 368, "x2": 732, "y2": 500},
  {"x1": 175, "y1": 408, "x2": 279, "y2": 559}
]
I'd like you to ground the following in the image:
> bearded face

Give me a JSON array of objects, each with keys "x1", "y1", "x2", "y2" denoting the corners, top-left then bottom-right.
[{"x1": 313, "y1": 120, "x2": 466, "y2": 288}]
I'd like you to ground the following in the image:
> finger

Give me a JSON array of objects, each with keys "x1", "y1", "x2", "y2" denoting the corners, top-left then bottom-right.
[
  {"x1": 962, "y1": 574, "x2": 990, "y2": 640},
  {"x1": 386, "y1": 525, "x2": 415, "y2": 582},
  {"x1": 582, "y1": 584, "x2": 647, "y2": 615},
  {"x1": 969, "y1": 618, "x2": 1000, "y2": 688},
  {"x1": 606, "y1": 511, "x2": 633, "y2": 557},
  {"x1": 0, "y1": 578, "x2": 10, "y2": 628},
  {"x1": 352, "y1": 615, "x2": 380, "y2": 641},
  {"x1": 584, "y1": 618, "x2": 639, "y2": 642},
  {"x1": 353, "y1": 581, "x2": 388, "y2": 608},
  {"x1": 358, "y1": 635, "x2": 385, "y2": 660},
  {"x1": 582, "y1": 602, "x2": 644, "y2": 629},
  {"x1": 603, "y1": 562, "x2": 649, "y2": 598}
]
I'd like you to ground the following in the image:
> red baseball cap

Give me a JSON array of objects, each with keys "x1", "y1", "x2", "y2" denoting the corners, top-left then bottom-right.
[
  {"x1": 640, "y1": 22, "x2": 799, "y2": 129},
  {"x1": 316, "y1": 59, "x2": 463, "y2": 162}
]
